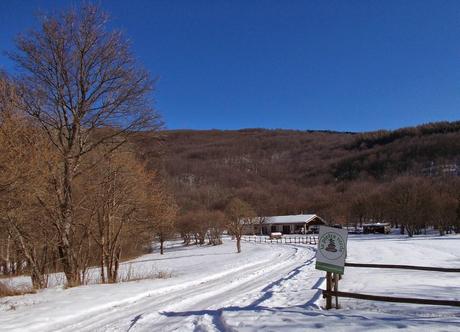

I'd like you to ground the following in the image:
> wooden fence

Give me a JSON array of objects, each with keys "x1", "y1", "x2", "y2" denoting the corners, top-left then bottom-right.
[
  {"x1": 344, "y1": 262, "x2": 460, "y2": 273},
  {"x1": 242, "y1": 235, "x2": 317, "y2": 245},
  {"x1": 323, "y1": 262, "x2": 460, "y2": 309}
]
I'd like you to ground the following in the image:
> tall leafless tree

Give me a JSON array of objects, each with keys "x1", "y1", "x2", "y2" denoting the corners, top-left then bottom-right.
[{"x1": 9, "y1": 5, "x2": 161, "y2": 286}]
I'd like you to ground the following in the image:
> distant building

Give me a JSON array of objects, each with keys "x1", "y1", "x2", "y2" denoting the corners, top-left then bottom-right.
[
  {"x1": 362, "y1": 222, "x2": 391, "y2": 234},
  {"x1": 245, "y1": 214, "x2": 326, "y2": 235},
  {"x1": 422, "y1": 162, "x2": 459, "y2": 177}
]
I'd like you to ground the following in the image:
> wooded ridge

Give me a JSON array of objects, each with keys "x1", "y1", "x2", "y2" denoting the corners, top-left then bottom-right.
[{"x1": 134, "y1": 122, "x2": 460, "y2": 221}]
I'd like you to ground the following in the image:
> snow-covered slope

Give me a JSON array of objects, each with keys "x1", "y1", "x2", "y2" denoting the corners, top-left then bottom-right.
[{"x1": 1, "y1": 235, "x2": 460, "y2": 331}]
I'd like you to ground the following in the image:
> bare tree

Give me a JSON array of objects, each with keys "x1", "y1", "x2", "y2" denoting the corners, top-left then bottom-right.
[
  {"x1": 0, "y1": 73, "x2": 58, "y2": 288},
  {"x1": 456, "y1": 197, "x2": 460, "y2": 234},
  {"x1": 177, "y1": 209, "x2": 226, "y2": 246},
  {"x1": 430, "y1": 182, "x2": 458, "y2": 236},
  {"x1": 176, "y1": 213, "x2": 195, "y2": 246},
  {"x1": 10, "y1": 5, "x2": 161, "y2": 286},
  {"x1": 386, "y1": 177, "x2": 433, "y2": 237},
  {"x1": 147, "y1": 188, "x2": 178, "y2": 255},
  {"x1": 207, "y1": 210, "x2": 226, "y2": 245},
  {"x1": 225, "y1": 198, "x2": 255, "y2": 253},
  {"x1": 83, "y1": 148, "x2": 150, "y2": 283}
]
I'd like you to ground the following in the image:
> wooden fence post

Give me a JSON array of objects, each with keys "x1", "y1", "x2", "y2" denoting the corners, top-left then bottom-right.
[
  {"x1": 326, "y1": 272, "x2": 332, "y2": 309},
  {"x1": 334, "y1": 273, "x2": 339, "y2": 308}
]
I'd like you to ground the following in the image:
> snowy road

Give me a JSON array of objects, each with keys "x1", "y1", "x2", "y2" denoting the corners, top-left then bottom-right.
[
  {"x1": 2, "y1": 235, "x2": 460, "y2": 331},
  {"x1": 1, "y1": 241, "x2": 324, "y2": 331},
  {"x1": 78, "y1": 244, "x2": 321, "y2": 332}
]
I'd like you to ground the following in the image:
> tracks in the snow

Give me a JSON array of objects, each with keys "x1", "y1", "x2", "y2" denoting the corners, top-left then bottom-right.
[{"x1": 56, "y1": 243, "x2": 319, "y2": 332}]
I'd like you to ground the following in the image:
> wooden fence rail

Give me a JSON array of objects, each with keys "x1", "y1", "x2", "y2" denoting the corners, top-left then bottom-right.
[
  {"x1": 322, "y1": 290, "x2": 460, "y2": 307},
  {"x1": 345, "y1": 262, "x2": 460, "y2": 273},
  {"x1": 323, "y1": 262, "x2": 460, "y2": 309},
  {"x1": 241, "y1": 236, "x2": 318, "y2": 245}
]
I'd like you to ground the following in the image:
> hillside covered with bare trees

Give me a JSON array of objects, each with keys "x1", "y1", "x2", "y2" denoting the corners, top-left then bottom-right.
[{"x1": 134, "y1": 123, "x2": 460, "y2": 236}]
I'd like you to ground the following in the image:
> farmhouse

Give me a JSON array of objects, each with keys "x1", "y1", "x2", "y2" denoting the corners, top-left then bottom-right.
[{"x1": 247, "y1": 214, "x2": 326, "y2": 235}]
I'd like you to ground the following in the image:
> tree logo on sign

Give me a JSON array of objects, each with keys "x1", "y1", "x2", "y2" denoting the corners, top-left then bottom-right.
[{"x1": 319, "y1": 232, "x2": 345, "y2": 260}]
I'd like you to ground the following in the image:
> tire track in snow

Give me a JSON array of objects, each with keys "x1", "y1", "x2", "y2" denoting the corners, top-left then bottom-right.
[
  {"x1": 145, "y1": 244, "x2": 320, "y2": 332},
  {"x1": 188, "y1": 244, "x2": 324, "y2": 332},
  {"x1": 55, "y1": 243, "x2": 310, "y2": 332}
]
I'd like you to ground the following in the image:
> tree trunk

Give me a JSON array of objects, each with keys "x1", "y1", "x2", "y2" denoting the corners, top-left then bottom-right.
[
  {"x1": 59, "y1": 244, "x2": 79, "y2": 286},
  {"x1": 199, "y1": 232, "x2": 205, "y2": 245},
  {"x1": 100, "y1": 247, "x2": 105, "y2": 284},
  {"x1": 31, "y1": 269, "x2": 47, "y2": 289},
  {"x1": 194, "y1": 234, "x2": 198, "y2": 245},
  {"x1": 113, "y1": 247, "x2": 121, "y2": 282},
  {"x1": 400, "y1": 224, "x2": 405, "y2": 235},
  {"x1": 236, "y1": 236, "x2": 241, "y2": 253},
  {"x1": 59, "y1": 158, "x2": 80, "y2": 287},
  {"x1": 439, "y1": 225, "x2": 445, "y2": 236},
  {"x1": 406, "y1": 225, "x2": 414, "y2": 237}
]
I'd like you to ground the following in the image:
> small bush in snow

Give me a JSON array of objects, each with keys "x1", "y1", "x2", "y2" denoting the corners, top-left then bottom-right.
[
  {"x1": 119, "y1": 264, "x2": 172, "y2": 282},
  {"x1": 0, "y1": 281, "x2": 35, "y2": 298}
]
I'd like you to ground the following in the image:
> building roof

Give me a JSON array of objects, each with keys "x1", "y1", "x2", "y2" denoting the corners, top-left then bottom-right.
[
  {"x1": 363, "y1": 222, "x2": 390, "y2": 227},
  {"x1": 264, "y1": 214, "x2": 324, "y2": 225}
]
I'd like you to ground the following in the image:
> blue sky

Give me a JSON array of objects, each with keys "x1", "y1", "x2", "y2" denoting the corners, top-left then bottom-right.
[{"x1": 1, "y1": 0, "x2": 459, "y2": 132}]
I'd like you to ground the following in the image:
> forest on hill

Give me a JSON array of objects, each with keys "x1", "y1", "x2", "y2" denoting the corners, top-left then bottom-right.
[{"x1": 134, "y1": 122, "x2": 460, "y2": 231}]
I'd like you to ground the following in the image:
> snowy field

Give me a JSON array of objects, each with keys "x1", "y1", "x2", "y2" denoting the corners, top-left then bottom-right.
[{"x1": 1, "y1": 234, "x2": 460, "y2": 331}]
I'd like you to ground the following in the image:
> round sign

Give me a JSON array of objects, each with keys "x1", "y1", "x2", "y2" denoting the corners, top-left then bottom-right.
[{"x1": 318, "y1": 232, "x2": 346, "y2": 260}]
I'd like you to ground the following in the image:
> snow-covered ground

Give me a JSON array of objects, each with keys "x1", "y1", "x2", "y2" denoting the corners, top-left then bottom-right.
[{"x1": 1, "y1": 234, "x2": 460, "y2": 331}]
